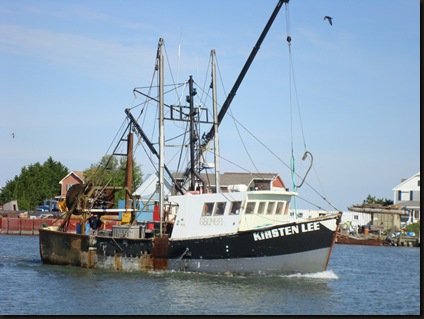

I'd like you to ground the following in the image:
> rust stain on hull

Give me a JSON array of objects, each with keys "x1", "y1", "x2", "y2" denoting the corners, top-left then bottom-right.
[
  {"x1": 140, "y1": 253, "x2": 154, "y2": 271},
  {"x1": 114, "y1": 253, "x2": 123, "y2": 271},
  {"x1": 88, "y1": 248, "x2": 98, "y2": 268},
  {"x1": 152, "y1": 236, "x2": 169, "y2": 271}
]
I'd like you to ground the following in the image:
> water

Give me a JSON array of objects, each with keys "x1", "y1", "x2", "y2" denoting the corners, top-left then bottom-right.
[{"x1": 0, "y1": 235, "x2": 420, "y2": 315}]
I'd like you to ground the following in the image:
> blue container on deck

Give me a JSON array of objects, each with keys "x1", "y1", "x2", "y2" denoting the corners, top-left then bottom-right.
[
  {"x1": 118, "y1": 199, "x2": 154, "y2": 222},
  {"x1": 76, "y1": 223, "x2": 81, "y2": 234}
]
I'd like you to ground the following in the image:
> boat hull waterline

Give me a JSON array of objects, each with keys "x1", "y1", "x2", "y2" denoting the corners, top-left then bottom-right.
[{"x1": 39, "y1": 213, "x2": 341, "y2": 275}]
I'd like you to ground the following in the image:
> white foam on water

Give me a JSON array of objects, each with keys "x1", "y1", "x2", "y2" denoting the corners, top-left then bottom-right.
[{"x1": 284, "y1": 269, "x2": 339, "y2": 280}]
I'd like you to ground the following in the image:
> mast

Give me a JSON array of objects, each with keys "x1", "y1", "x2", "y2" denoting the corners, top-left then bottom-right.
[
  {"x1": 125, "y1": 128, "x2": 133, "y2": 221},
  {"x1": 158, "y1": 38, "x2": 165, "y2": 236},
  {"x1": 187, "y1": 76, "x2": 207, "y2": 193},
  {"x1": 211, "y1": 49, "x2": 220, "y2": 193},
  {"x1": 188, "y1": 76, "x2": 196, "y2": 191}
]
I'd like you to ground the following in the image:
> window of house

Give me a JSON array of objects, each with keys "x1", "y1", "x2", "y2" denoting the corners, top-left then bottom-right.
[
  {"x1": 410, "y1": 191, "x2": 413, "y2": 201},
  {"x1": 213, "y1": 202, "x2": 226, "y2": 215},
  {"x1": 202, "y1": 203, "x2": 214, "y2": 216},
  {"x1": 245, "y1": 202, "x2": 256, "y2": 214},
  {"x1": 398, "y1": 191, "x2": 402, "y2": 201},
  {"x1": 229, "y1": 201, "x2": 242, "y2": 215}
]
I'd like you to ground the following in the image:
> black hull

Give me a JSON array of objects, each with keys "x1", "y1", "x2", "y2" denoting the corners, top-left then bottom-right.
[{"x1": 39, "y1": 213, "x2": 341, "y2": 275}]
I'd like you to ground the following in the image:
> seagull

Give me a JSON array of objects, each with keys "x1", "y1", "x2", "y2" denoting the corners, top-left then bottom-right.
[
  {"x1": 324, "y1": 16, "x2": 333, "y2": 26},
  {"x1": 11, "y1": 133, "x2": 15, "y2": 138}
]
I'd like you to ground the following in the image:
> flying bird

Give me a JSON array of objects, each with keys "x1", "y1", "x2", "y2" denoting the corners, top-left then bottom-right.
[
  {"x1": 11, "y1": 133, "x2": 15, "y2": 138},
  {"x1": 324, "y1": 16, "x2": 333, "y2": 26}
]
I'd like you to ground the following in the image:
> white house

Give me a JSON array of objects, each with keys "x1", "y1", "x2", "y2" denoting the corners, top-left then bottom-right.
[{"x1": 393, "y1": 172, "x2": 420, "y2": 225}]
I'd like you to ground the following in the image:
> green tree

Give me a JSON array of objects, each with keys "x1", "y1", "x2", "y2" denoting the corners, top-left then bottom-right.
[
  {"x1": 0, "y1": 157, "x2": 68, "y2": 210},
  {"x1": 83, "y1": 155, "x2": 142, "y2": 202},
  {"x1": 405, "y1": 221, "x2": 420, "y2": 234},
  {"x1": 362, "y1": 194, "x2": 393, "y2": 206},
  {"x1": 0, "y1": 178, "x2": 18, "y2": 204}
]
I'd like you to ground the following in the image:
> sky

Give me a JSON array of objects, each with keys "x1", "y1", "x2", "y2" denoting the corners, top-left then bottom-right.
[{"x1": 0, "y1": 0, "x2": 420, "y2": 212}]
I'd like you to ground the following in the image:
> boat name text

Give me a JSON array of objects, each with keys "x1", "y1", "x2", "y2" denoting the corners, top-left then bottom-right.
[{"x1": 253, "y1": 222, "x2": 320, "y2": 241}]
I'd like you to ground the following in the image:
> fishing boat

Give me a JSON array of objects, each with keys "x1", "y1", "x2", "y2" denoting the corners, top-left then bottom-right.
[{"x1": 39, "y1": 0, "x2": 342, "y2": 275}]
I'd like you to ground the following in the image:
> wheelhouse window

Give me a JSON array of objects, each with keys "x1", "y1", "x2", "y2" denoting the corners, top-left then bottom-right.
[
  {"x1": 229, "y1": 201, "x2": 242, "y2": 215},
  {"x1": 284, "y1": 203, "x2": 289, "y2": 215},
  {"x1": 214, "y1": 202, "x2": 226, "y2": 215},
  {"x1": 245, "y1": 202, "x2": 256, "y2": 214},
  {"x1": 275, "y1": 202, "x2": 284, "y2": 215},
  {"x1": 258, "y1": 202, "x2": 266, "y2": 214},
  {"x1": 202, "y1": 202, "x2": 214, "y2": 216},
  {"x1": 266, "y1": 202, "x2": 275, "y2": 215}
]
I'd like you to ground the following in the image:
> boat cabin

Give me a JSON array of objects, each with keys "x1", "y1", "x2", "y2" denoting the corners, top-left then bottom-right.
[{"x1": 169, "y1": 189, "x2": 296, "y2": 239}]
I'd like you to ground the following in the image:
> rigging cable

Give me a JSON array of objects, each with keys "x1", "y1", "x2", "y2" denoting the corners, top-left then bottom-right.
[
  {"x1": 284, "y1": 5, "x2": 338, "y2": 212},
  {"x1": 215, "y1": 54, "x2": 262, "y2": 176},
  {"x1": 285, "y1": 5, "x2": 318, "y2": 214},
  {"x1": 284, "y1": 4, "x2": 300, "y2": 217}
]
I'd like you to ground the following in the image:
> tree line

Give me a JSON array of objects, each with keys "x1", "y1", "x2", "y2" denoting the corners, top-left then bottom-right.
[
  {"x1": 0, "y1": 156, "x2": 142, "y2": 211},
  {"x1": 362, "y1": 194, "x2": 393, "y2": 206}
]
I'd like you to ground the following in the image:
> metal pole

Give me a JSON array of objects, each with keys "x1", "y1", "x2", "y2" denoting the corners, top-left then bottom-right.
[
  {"x1": 211, "y1": 49, "x2": 220, "y2": 193},
  {"x1": 158, "y1": 38, "x2": 164, "y2": 236},
  {"x1": 188, "y1": 76, "x2": 196, "y2": 191}
]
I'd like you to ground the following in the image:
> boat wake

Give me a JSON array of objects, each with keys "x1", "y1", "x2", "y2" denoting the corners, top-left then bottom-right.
[
  {"x1": 284, "y1": 270, "x2": 338, "y2": 280},
  {"x1": 147, "y1": 269, "x2": 339, "y2": 280}
]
